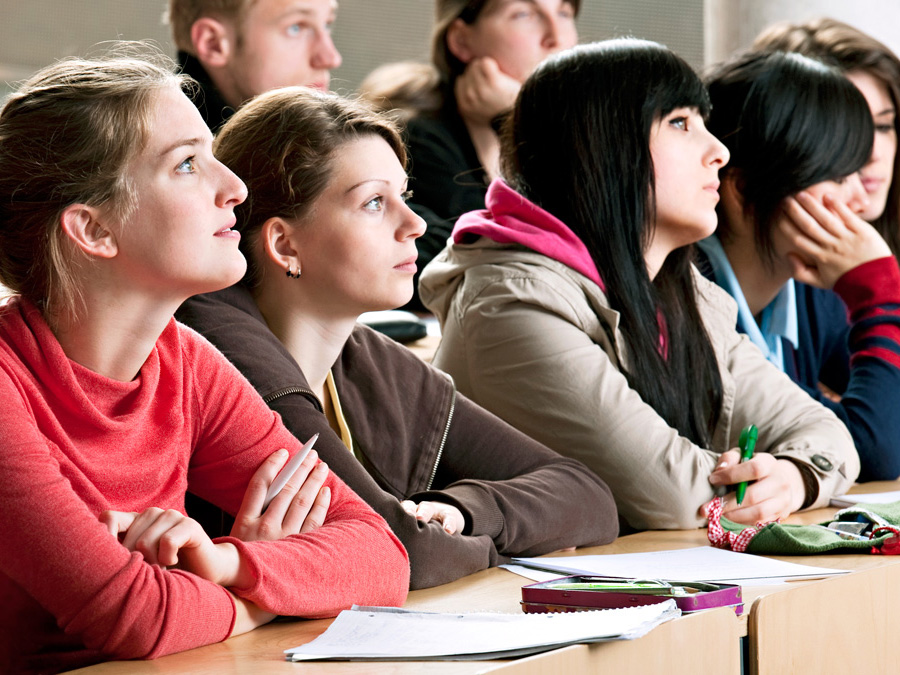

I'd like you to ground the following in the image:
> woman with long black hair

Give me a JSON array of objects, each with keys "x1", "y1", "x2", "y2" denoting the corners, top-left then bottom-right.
[
  {"x1": 698, "y1": 50, "x2": 900, "y2": 481},
  {"x1": 420, "y1": 39, "x2": 859, "y2": 530}
]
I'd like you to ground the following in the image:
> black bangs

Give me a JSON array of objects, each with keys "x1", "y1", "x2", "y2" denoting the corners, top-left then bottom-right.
[
  {"x1": 707, "y1": 51, "x2": 873, "y2": 258},
  {"x1": 648, "y1": 50, "x2": 712, "y2": 121}
]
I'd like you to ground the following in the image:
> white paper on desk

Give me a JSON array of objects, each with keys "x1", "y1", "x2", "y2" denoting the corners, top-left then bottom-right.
[
  {"x1": 513, "y1": 546, "x2": 848, "y2": 584},
  {"x1": 830, "y1": 491, "x2": 900, "y2": 508},
  {"x1": 499, "y1": 564, "x2": 567, "y2": 582},
  {"x1": 285, "y1": 601, "x2": 680, "y2": 662}
]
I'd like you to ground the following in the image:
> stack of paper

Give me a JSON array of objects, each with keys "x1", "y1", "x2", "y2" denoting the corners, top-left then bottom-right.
[
  {"x1": 511, "y1": 546, "x2": 849, "y2": 584},
  {"x1": 830, "y1": 491, "x2": 900, "y2": 508},
  {"x1": 285, "y1": 601, "x2": 680, "y2": 662}
]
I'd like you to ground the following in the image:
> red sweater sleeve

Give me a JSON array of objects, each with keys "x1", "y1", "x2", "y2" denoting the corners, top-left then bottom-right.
[
  {"x1": 834, "y1": 255, "x2": 900, "y2": 370},
  {"x1": 181, "y1": 329, "x2": 409, "y2": 616},
  {"x1": 0, "y1": 376, "x2": 235, "y2": 662}
]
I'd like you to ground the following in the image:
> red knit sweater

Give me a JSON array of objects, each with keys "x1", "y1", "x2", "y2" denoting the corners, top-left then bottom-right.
[{"x1": 0, "y1": 298, "x2": 409, "y2": 674}]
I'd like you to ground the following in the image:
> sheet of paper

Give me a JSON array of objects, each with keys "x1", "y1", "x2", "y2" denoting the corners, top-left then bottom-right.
[
  {"x1": 830, "y1": 491, "x2": 900, "y2": 508},
  {"x1": 285, "y1": 601, "x2": 679, "y2": 661},
  {"x1": 513, "y1": 546, "x2": 848, "y2": 584},
  {"x1": 500, "y1": 564, "x2": 567, "y2": 582}
]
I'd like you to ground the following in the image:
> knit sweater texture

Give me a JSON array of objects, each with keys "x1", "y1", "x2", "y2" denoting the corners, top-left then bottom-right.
[{"x1": 0, "y1": 298, "x2": 408, "y2": 673}]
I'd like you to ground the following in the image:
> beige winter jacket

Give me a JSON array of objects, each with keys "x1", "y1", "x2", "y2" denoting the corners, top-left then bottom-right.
[{"x1": 419, "y1": 239, "x2": 860, "y2": 530}]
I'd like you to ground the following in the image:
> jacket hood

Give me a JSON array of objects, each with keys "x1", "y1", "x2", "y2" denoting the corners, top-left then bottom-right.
[
  {"x1": 419, "y1": 179, "x2": 604, "y2": 323},
  {"x1": 454, "y1": 180, "x2": 604, "y2": 290}
]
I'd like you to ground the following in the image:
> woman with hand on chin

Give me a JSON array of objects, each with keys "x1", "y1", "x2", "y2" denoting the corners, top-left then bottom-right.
[
  {"x1": 177, "y1": 86, "x2": 617, "y2": 590},
  {"x1": 753, "y1": 18, "x2": 900, "y2": 258},
  {"x1": 419, "y1": 40, "x2": 859, "y2": 531},
  {"x1": 0, "y1": 49, "x2": 408, "y2": 674},
  {"x1": 360, "y1": 0, "x2": 579, "y2": 308},
  {"x1": 698, "y1": 50, "x2": 900, "y2": 481}
]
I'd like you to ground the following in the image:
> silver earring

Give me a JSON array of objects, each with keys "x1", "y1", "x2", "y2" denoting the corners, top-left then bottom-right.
[{"x1": 285, "y1": 265, "x2": 301, "y2": 279}]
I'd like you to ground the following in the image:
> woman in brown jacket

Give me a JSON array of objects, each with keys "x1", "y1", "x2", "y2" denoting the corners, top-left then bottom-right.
[{"x1": 176, "y1": 87, "x2": 618, "y2": 589}]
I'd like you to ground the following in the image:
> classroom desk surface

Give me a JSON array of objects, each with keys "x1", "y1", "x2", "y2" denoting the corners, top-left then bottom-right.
[
  {"x1": 68, "y1": 565, "x2": 740, "y2": 675},
  {"x1": 69, "y1": 481, "x2": 900, "y2": 674}
]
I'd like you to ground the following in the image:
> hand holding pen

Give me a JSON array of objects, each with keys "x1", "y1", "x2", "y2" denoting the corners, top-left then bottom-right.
[
  {"x1": 703, "y1": 425, "x2": 806, "y2": 524},
  {"x1": 230, "y1": 434, "x2": 332, "y2": 542}
]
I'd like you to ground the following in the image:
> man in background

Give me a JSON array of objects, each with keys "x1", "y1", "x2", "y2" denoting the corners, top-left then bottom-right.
[{"x1": 167, "y1": 0, "x2": 342, "y2": 129}]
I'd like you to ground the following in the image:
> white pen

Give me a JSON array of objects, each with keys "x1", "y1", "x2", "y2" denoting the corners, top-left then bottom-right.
[
  {"x1": 263, "y1": 433, "x2": 320, "y2": 509},
  {"x1": 811, "y1": 524, "x2": 870, "y2": 541}
]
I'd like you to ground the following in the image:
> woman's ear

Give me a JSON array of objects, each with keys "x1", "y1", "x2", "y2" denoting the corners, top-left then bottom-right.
[
  {"x1": 59, "y1": 204, "x2": 117, "y2": 259},
  {"x1": 191, "y1": 17, "x2": 233, "y2": 69},
  {"x1": 261, "y1": 217, "x2": 302, "y2": 273},
  {"x1": 446, "y1": 19, "x2": 476, "y2": 65}
]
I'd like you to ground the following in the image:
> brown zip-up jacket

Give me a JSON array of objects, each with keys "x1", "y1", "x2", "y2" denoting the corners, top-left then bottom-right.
[{"x1": 176, "y1": 285, "x2": 618, "y2": 590}]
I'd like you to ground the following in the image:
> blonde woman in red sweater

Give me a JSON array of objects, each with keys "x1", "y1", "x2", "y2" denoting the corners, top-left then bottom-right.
[{"x1": 0, "y1": 48, "x2": 408, "y2": 674}]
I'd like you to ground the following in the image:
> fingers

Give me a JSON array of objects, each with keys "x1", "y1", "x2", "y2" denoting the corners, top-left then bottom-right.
[
  {"x1": 155, "y1": 518, "x2": 206, "y2": 567},
  {"x1": 784, "y1": 251, "x2": 821, "y2": 287},
  {"x1": 264, "y1": 449, "x2": 320, "y2": 518},
  {"x1": 827, "y1": 196, "x2": 865, "y2": 233},
  {"x1": 234, "y1": 448, "x2": 291, "y2": 525},
  {"x1": 708, "y1": 451, "x2": 775, "y2": 487},
  {"x1": 118, "y1": 507, "x2": 196, "y2": 566},
  {"x1": 299, "y1": 484, "x2": 331, "y2": 534},
  {"x1": 455, "y1": 57, "x2": 521, "y2": 124},
  {"x1": 828, "y1": 196, "x2": 892, "y2": 260},
  {"x1": 231, "y1": 449, "x2": 331, "y2": 542},
  {"x1": 719, "y1": 491, "x2": 792, "y2": 525},
  {"x1": 791, "y1": 193, "x2": 845, "y2": 242},
  {"x1": 707, "y1": 449, "x2": 740, "y2": 486},
  {"x1": 98, "y1": 510, "x2": 137, "y2": 538},
  {"x1": 434, "y1": 505, "x2": 465, "y2": 534},
  {"x1": 707, "y1": 457, "x2": 805, "y2": 524},
  {"x1": 784, "y1": 193, "x2": 891, "y2": 277},
  {"x1": 279, "y1": 460, "x2": 329, "y2": 534},
  {"x1": 780, "y1": 201, "x2": 832, "y2": 259},
  {"x1": 410, "y1": 500, "x2": 439, "y2": 523},
  {"x1": 120, "y1": 507, "x2": 166, "y2": 553},
  {"x1": 400, "y1": 500, "x2": 465, "y2": 534}
]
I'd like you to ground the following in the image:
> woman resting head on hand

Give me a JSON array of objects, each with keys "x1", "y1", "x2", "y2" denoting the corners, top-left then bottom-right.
[
  {"x1": 700, "y1": 49, "x2": 900, "y2": 481},
  {"x1": 0, "y1": 45, "x2": 407, "y2": 673},
  {"x1": 753, "y1": 17, "x2": 900, "y2": 257},
  {"x1": 419, "y1": 39, "x2": 860, "y2": 529}
]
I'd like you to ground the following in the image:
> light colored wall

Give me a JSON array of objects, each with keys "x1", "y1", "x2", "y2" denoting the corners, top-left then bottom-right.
[
  {"x1": 5, "y1": 2, "x2": 899, "y2": 100},
  {"x1": 1, "y1": 0, "x2": 704, "y2": 100},
  {"x1": 705, "y1": 0, "x2": 900, "y2": 66}
]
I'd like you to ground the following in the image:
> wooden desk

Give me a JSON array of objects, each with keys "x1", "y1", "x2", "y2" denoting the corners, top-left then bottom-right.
[
  {"x1": 567, "y1": 485, "x2": 900, "y2": 675},
  {"x1": 68, "y1": 481, "x2": 900, "y2": 675},
  {"x1": 69, "y1": 564, "x2": 739, "y2": 674}
]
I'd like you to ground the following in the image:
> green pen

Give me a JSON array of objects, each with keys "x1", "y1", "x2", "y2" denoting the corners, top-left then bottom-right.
[{"x1": 735, "y1": 424, "x2": 758, "y2": 505}]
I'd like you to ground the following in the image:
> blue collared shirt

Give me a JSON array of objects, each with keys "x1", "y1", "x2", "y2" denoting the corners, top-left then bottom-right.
[{"x1": 697, "y1": 236, "x2": 799, "y2": 372}]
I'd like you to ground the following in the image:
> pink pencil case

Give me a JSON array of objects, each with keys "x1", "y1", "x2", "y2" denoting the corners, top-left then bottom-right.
[{"x1": 521, "y1": 576, "x2": 744, "y2": 616}]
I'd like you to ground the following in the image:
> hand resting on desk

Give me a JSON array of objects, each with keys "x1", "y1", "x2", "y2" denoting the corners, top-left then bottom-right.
[{"x1": 701, "y1": 450, "x2": 806, "y2": 524}]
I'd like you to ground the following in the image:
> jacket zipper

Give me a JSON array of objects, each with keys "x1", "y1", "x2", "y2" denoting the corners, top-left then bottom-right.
[
  {"x1": 263, "y1": 386, "x2": 323, "y2": 413},
  {"x1": 426, "y1": 384, "x2": 456, "y2": 490}
]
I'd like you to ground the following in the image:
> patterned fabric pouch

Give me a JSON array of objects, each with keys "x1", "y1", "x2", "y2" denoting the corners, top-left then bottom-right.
[{"x1": 706, "y1": 496, "x2": 900, "y2": 555}]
